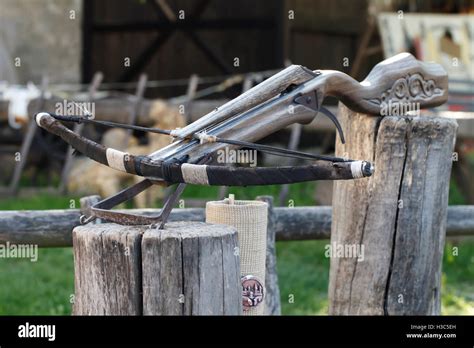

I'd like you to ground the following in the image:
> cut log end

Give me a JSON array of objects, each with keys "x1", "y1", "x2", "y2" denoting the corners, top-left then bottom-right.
[{"x1": 72, "y1": 221, "x2": 241, "y2": 316}]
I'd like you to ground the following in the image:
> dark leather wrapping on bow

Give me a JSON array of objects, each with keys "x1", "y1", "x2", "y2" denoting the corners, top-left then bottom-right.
[{"x1": 36, "y1": 113, "x2": 370, "y2": 186}]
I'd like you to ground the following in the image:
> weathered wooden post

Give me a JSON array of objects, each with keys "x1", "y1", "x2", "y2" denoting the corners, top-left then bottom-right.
[
  {"x1": 72, "y1": 221, "x2": 241, "y2": 315},
  {"x1": 72, "y1": 224, "x2": 142, "y2": 315},
  {"x1": 59, "y1": 71, "x2": 103, "y2": 193},
  {"x1": 141, "y1": 222, "x2": 241, "y2": 315},
  {"x1": 328, "y1": 104, "x2": 457, "y2": 315},
  {"x1": 256, "y1": 195, "x2": 281, "y2": 315}
]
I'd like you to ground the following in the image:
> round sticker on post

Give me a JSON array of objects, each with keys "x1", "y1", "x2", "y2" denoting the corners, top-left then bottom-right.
[{"x1": 241, "y1": 275, "x2": 264, "y2": 311}]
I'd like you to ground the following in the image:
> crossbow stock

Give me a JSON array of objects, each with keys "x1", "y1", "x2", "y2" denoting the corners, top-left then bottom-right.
[{"x1": 35, "y1": 53, "x2": 447, "y2": 228}]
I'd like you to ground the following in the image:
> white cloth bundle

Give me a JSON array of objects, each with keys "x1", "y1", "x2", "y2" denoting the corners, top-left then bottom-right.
[{"x1": 206, "y1": 198, "x2": 268, "y2": 315}]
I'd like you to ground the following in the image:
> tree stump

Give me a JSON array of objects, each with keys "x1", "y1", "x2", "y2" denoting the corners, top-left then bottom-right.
[
  {"x1": 72, "y1": 221, "x2": 241, "y2": 315},
  {"x1": 142, "y1": 222, "x2": 241, "y2": 315},
  {"x1": 329, "y1": 104, "x2": 457, "y2": 315},
  {"x1": 72, "y1": 223, "x2": 143, "y2": 315}
]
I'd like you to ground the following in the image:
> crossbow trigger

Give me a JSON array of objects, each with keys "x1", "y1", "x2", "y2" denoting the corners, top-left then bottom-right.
[{"x1": 293, "y1": 91, "x2": 346, "y2": 144}]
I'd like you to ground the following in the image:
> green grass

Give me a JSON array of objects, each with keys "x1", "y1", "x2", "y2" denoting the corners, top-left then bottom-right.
[
  {"x1": 0, "y1": 248, "x2": 74, "y2": 315},
  {"x1": 276, "y1": 239, "x2": 474, "y2": 315},
  {"x1": 0, "y1": 194, "x2": 80, "y2": 210},
  {"x1": 0, "y1": 179, "x2": 473, "y2": 315},
  {"x1": 276, "y1": 240, "x2": 330, "y2": 315},
  {"x1": 441, "y1": 240, "x2": 474, "y2": 315}
]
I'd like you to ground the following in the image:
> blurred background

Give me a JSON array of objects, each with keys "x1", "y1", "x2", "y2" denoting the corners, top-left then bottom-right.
[{"x1": 0, "y1": 0, "x2": 473, "y2": 315}]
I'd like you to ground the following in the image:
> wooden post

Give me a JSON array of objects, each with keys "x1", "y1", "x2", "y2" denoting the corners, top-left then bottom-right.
[
  {"x1": 123, "y1": 73, "x2": 148, "y2": 147},
  {"x1": 72, "y1": 224, "x2": 143, "y2": 315},
  {"x1": 142, "y1": 221, "x2": 241, "y2": 315},
  {"x1": 217, "y1": 76, "x2": 255, "y2": 200},
  {"x1": 278, "y1": 123, "x2": 302, "y2": 206},
  {"x1": 72, "y1": 221, "x2": 241, "y2": 315},
  {"x1": 59, "y1": 72, "x2": 103, "y2": 193},
  {"x1": 9, "y1": 75, "x2": 49, "y2": 194},
  {"x1": 328, "y1": 104, "x2": 458, "y2": 315},
  {"x1": 79, "y1": 195, "x2": 101, "y2": 224},
  {"x1": 257, "y1": 196, "x2": 281, "y2": 315},
  {"x1": 184, "y1": 74, "x2": 199, "y2": 125}
]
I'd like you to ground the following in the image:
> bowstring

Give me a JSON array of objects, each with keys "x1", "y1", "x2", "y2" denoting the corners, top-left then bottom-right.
[{"x1": 44, "y1": 113, "x2": 348, "y2": 163}]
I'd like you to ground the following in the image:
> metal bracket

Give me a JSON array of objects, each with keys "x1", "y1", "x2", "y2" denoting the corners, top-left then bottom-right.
[
  {"x1": 294, "y1": 91, "x2": 346, "y2": 144},
  {"x1": 78, "y1": 179, "x2": 186, "y2": 229},
  {"x1": 79, "y1": 155, "x2": 212, "y2": 229}
]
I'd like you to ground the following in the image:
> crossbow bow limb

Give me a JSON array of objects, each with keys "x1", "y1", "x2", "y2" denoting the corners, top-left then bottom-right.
[{"x1": 35, "y1": 53, "x2": 447, "y2": 228}]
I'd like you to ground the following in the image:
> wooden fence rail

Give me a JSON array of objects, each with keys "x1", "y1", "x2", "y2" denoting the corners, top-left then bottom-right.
[{"x1": 0, "y1": 205, "x2": 473, "y2": 247}]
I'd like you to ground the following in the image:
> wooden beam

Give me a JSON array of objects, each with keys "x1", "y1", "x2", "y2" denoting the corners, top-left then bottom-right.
[
  {"x1": 123, "y1": 73, "x2": 148, "y2": 147},
  {"x1": 257, "y1": 196, "x2": 281, "y2": 315},
  {"x1": 81, "y1": 0, "x2": 94, "y2": 83},
  {"x1": 278, "y1": 123, "x2": 302, "y2": 206},
  {"x1": 117, "y1": 0, "x2": 212, "y2": 82},
  {"x1": 291, "y1": 14, "x2": 363, "y2": 36},
  {"x1": 185, "y1": 31, "x2": 232, "y2": 74},
  {"x1": 183, "y1": 74, "x2": 199, "y2": 124},
  {"x1": 154, "y1": 0, "x2": 175, "y2": 22},
  {"x1": 1, "y1": 205, "x2": 472, "y2": 248},
  {"x1": 92, "y1": 19, "x2": 275, "y2": 32},
  {"x1": 218, "y1": 76, "x2": 255, "y2": 199},
  {"x1": 0, "y1": 100, "x2": 9, "y2": 121},
  {"x1": 58, "y1": 72, "x2": 103, "y2": 193},
  {"x1": 8, "y1": 76, "x2": 49, "y2": 194},
  {"x1": 118, "y1": 32, "x2": 173, "y2": 82},
  {"x1": 350, "y1": 15, "x2": 376, "y2": 78}
]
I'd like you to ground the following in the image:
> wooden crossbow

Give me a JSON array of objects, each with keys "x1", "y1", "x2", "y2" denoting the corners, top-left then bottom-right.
[{"x1": 35, "y1": 53, "x2": 447, "y2": 228}]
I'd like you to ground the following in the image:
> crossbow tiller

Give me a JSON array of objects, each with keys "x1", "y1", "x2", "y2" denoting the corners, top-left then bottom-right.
[{"x1": 35, "y1": 53, "x2": 447, "y2": 228}]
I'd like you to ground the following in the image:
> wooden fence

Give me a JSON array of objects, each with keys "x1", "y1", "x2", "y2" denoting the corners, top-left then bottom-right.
[{"x1": 0, "y1": 205, "x2": 472, "y2": 248}]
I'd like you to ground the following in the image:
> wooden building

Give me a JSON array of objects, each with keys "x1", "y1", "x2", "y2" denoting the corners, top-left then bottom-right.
[{"x1": 82, "y1": 0, "x2": 371, "y2": 96}]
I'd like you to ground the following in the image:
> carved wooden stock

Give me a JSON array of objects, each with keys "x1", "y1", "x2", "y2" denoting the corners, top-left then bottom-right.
[{"x1": 311, "y1": 52, "x2": 448, "y2": 115}]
